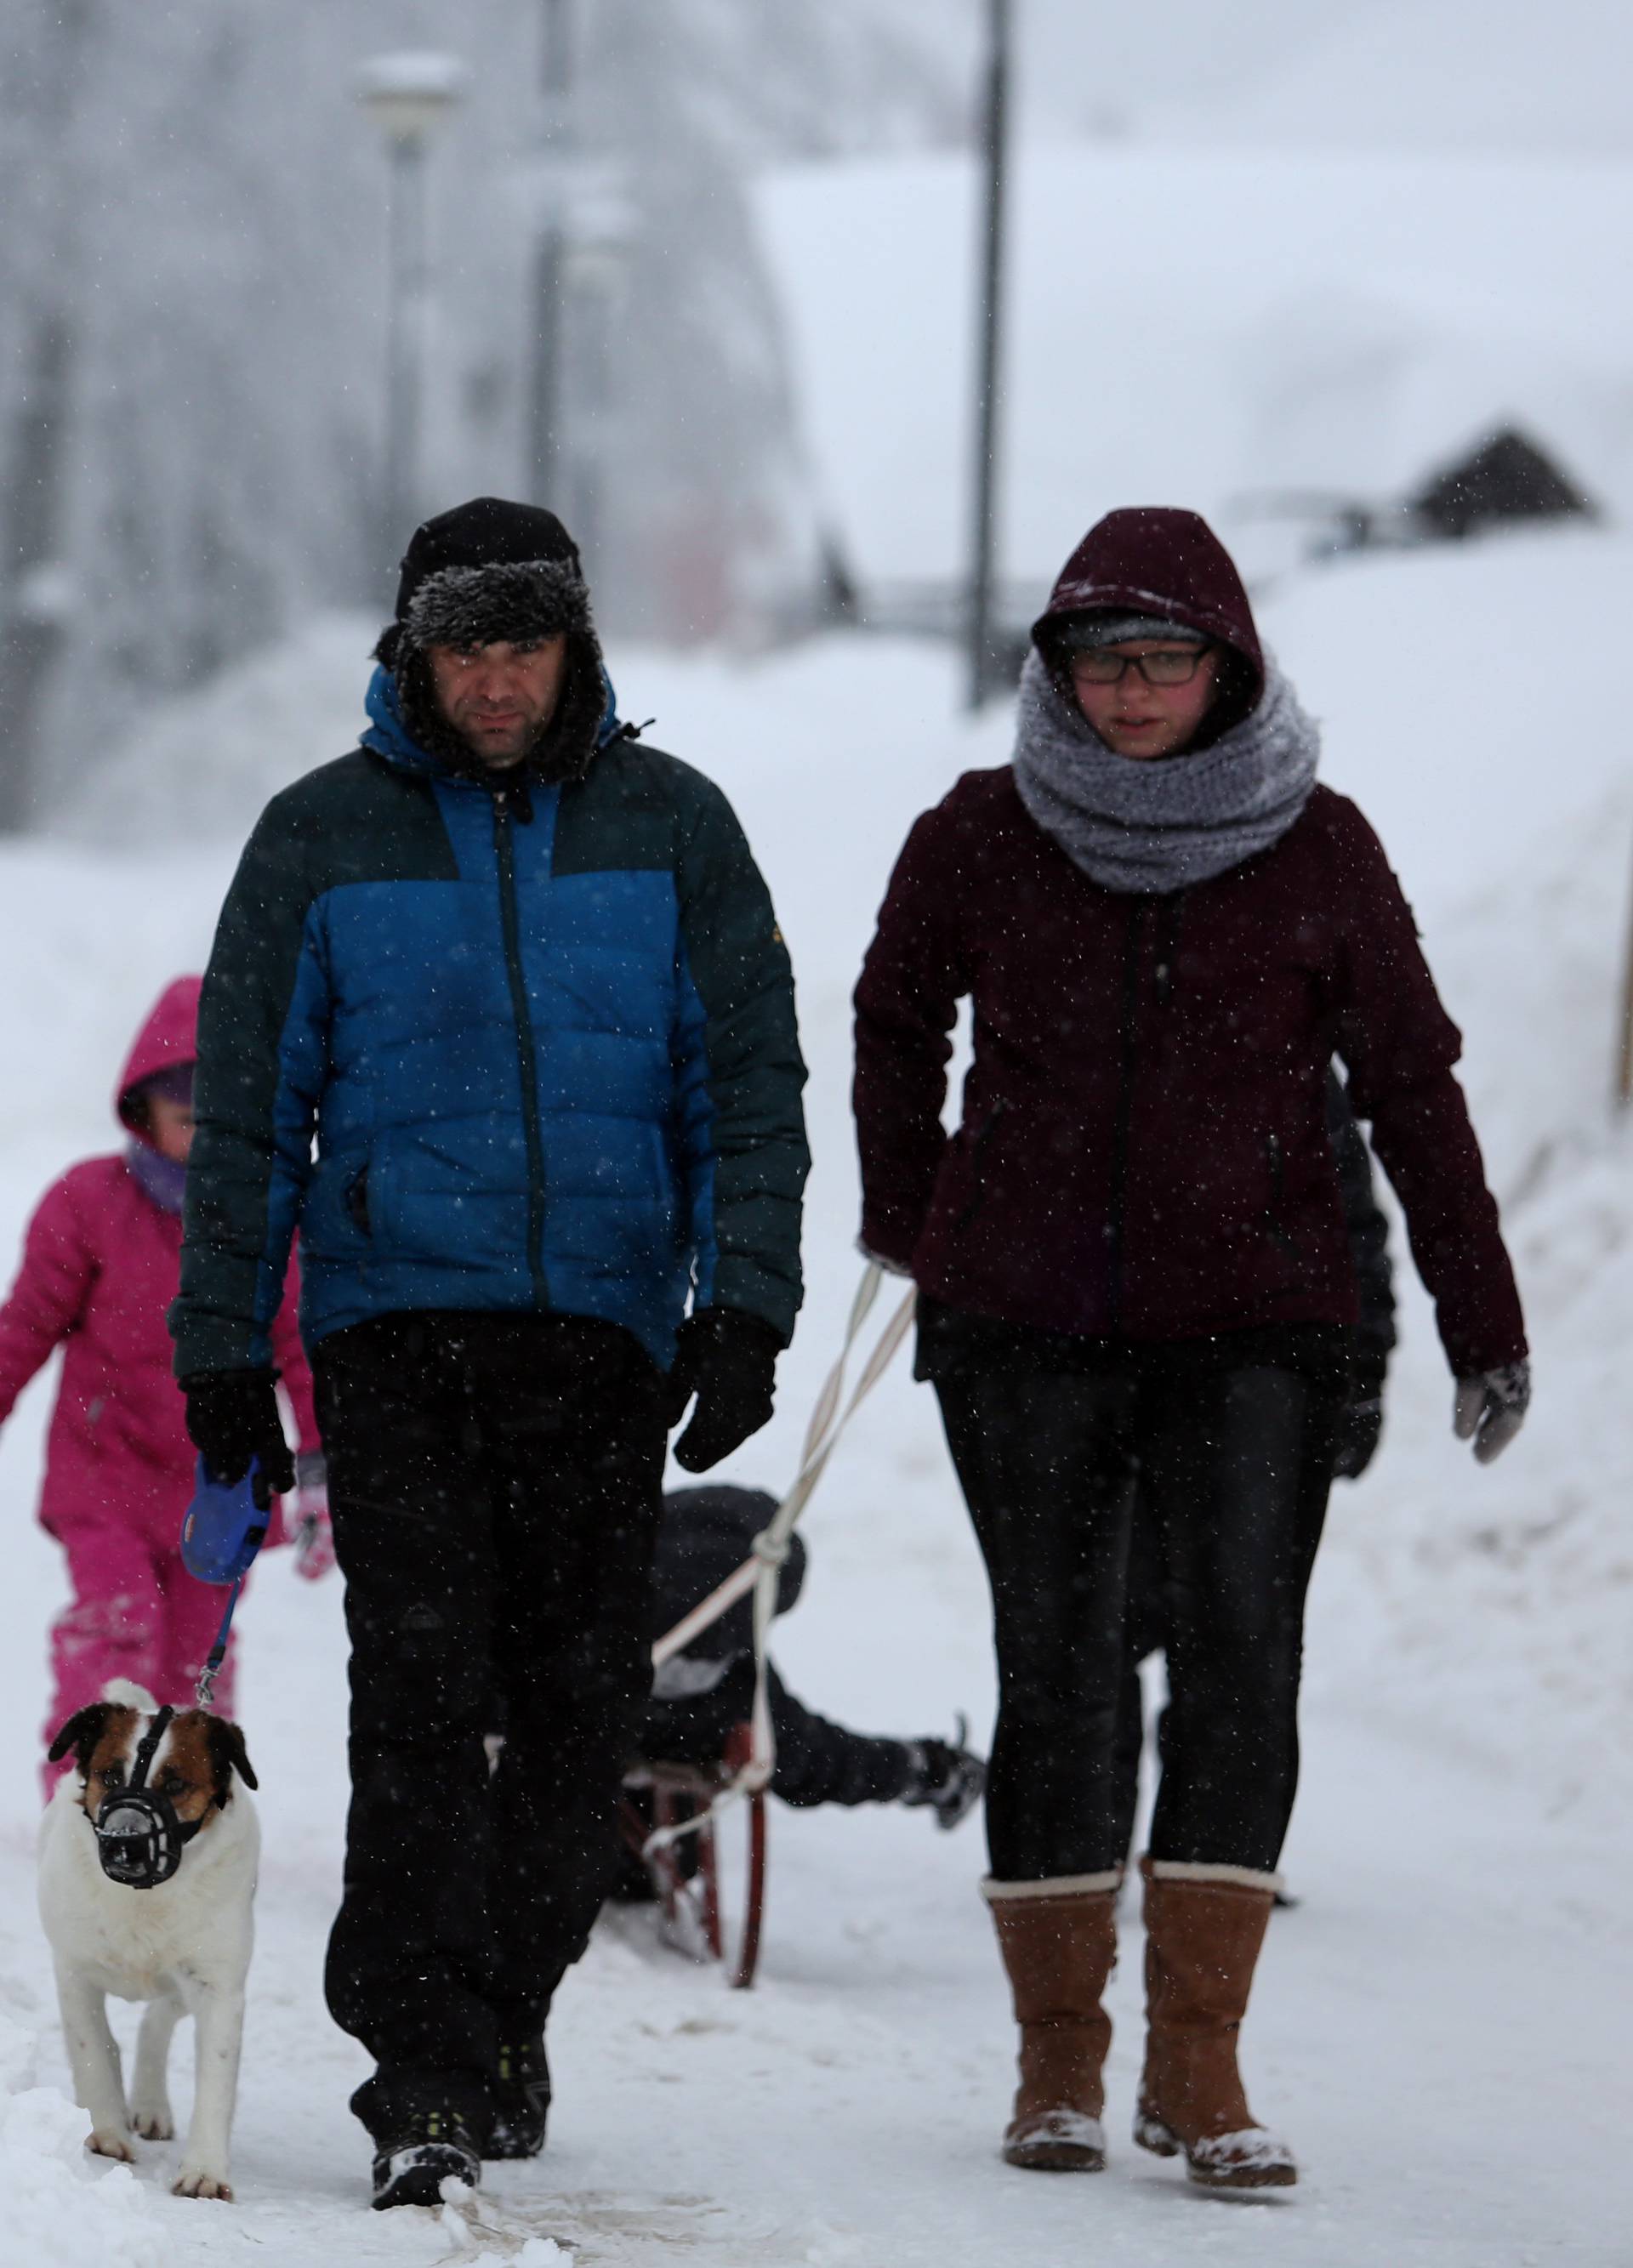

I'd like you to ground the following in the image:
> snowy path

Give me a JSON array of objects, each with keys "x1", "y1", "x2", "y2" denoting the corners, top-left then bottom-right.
[{"x1": 3, "y1": 1489, "x2": 1626, "y2": 2268}]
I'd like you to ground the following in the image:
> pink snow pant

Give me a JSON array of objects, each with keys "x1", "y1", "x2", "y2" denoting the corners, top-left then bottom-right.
[{"x1": 41, "y1": 1509, "x2": 244, "y2": 1799}]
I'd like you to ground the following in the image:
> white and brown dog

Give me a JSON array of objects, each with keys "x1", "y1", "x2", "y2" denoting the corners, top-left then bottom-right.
[{"x1": 38, "y1": 1678, "x2": 259, "y2": 2201}]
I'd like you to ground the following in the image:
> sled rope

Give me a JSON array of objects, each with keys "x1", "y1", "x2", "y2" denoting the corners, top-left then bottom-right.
[{"x1": 645, "y1": 1261, "x2": 915, "y2": 1856}]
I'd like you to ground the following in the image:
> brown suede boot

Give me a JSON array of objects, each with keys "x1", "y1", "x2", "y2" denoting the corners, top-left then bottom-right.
[
  {"x1": 1135, "y1": 1858, "x2": 1296, "y2": 2190},
  {"x1": 984, "y1": 1875, "x2": 1119, "y2": 2170}
]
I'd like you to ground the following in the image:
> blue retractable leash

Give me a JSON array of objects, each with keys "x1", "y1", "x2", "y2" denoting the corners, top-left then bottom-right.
[{"x1": 180, "y1": 1458, "x2": 269, "y2": 1708}]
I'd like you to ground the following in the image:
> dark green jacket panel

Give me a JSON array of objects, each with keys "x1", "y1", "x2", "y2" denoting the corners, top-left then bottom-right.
[{"x1": 172, "y1": 753, "x2": 458, "y2": 1376}]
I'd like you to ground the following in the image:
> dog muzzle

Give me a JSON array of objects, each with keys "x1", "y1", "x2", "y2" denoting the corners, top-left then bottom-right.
[{"x1": 91, "y1": 1705, "x2": 204, "y2": 1890}]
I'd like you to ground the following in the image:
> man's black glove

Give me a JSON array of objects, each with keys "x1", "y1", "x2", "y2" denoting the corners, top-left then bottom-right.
[
  {"x1": 901, "y1": 1717, "x2": 986, "y2": 1830},
  {"x1": 180, "y1": 1370, "x2": 296, "y2": 1511},
  {"x1": 1331, "y1": 1394, "x2": 1384, "y2": 1481},
  {"x1": 664, "y1": 1308, "x2": 781, "y2": 1474}
]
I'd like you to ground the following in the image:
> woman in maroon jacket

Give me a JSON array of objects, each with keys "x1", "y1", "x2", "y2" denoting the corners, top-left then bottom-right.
[{"x1": 853, "y1": 508, "x2": 1527, "y2": 2192}]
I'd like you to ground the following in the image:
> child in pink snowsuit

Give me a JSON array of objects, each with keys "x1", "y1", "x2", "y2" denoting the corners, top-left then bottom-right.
[{"x1": 0, "y1": 977, "x2": 327, "y2": 1776}]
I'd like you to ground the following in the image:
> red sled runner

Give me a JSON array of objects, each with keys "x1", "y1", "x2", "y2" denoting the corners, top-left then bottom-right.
[{"x1": 618, "y1": 1725, "x2": 767, "y2": 1990}]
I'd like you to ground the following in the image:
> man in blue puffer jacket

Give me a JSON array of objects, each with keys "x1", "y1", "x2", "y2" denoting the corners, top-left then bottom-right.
[{"x1": 169, "y1": 497, "x2": 809, "y2": 2208}]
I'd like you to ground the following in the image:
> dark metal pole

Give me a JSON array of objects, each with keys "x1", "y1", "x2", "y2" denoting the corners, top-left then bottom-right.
[
  {"x1": 527, "y1": 0, "x2": 572, "y2": 506},
  {"x1": 1616, "y1": 824, "x2": 1633, "y2": 1112},
  {"x1": 965, "y1": 0, "x2": 1011, "y2": 710},
  {"x1": 0, "y1": 315, "x2": 73, "y2": 829}
]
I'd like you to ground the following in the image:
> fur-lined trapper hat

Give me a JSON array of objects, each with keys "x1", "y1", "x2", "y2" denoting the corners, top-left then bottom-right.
[{"x1": 374, "y1": 496, "x2": 606, "y2": 783}]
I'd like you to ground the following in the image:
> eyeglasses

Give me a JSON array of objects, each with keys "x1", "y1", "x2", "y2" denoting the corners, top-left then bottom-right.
[{"x1": 1069, "y1": 646, "x2": 1212, "y2": 687}]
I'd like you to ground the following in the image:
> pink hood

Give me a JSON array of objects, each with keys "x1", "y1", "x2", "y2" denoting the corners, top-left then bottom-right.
[
  {"x1": 0, "y1": 973, "x2": 320, "y2": 1540},
  {"x1": 116, "y1": 976, "x2": 202, "y2": 1140}
]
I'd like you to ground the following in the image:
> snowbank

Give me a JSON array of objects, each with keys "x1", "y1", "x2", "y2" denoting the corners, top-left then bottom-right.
[
  {"x1": 1271, "y1": 526, "x2": 1633, "y2": 941},
  {"x1": 0, "y1": 2074, "x2": 163, "y2": 2268},
  {"x1": 753, "y1": 144, "x2": 1633, "y2": 591},
  {"x1": 53, "y1": 615, "x2": 374, "y2": 845},
  {"x1": 1301, "y1": 782, "x2": 1633, "y2": 1800}
]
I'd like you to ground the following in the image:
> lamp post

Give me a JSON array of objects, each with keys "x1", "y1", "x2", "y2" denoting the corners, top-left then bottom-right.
[
  {"x1": 521, "y1": 1, "x2": 638, "y2": 568},
  {"x1": 356, "y1": 52, "x2": 465, "y2": 567},
  {"x1": 561, "y1": 164, "x2": 639, "y2": 572},
  {"x1": 1616, "y1": 829, "x2": 1633, "y2": 1113},
  {"x1": 965, "y1": 0, "x2": 1012, "y2": 710},
  {"x1": 528, "y1": 0, "x2": 573, "y2": 509}
]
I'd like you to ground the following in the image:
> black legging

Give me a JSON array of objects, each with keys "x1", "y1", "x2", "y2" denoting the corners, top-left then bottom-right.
[
  {"x1": 1110, "y1": 1500, "x2": 1169, "y2": 1867},
  {"x1": 936, "y1": 1363, "x2": 1340, "y2": 1879}
]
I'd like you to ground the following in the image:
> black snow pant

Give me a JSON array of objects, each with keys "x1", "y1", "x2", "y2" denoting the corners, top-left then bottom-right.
[
  {"x1": 936, "y1": 1361, "x2": 1340, "y2": 1882},
  {"x1": 315, "y1": 1309, "x2": 666, "y2": 2142}
]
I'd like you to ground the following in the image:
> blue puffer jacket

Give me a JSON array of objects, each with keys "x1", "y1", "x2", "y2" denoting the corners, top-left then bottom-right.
[{"x1": 172, "y1": 668, "x2": 809, "y2": 1376}]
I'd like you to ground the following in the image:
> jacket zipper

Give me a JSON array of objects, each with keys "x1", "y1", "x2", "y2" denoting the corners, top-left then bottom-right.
[
  {"x1": 1264, "y1": 1131, "x2": 1302, "y2": 1263},
  {"x1": 492, "y1": 785, "x2": 549, "y2": 1304},
  {"x1": 1107, "y1": 899, "x2": 1148, "y2": 1327}
]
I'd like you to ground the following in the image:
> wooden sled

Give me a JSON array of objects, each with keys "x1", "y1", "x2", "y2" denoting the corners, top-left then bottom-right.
[{"x1": 617, "y1": 1725, "x2": 768, "y2": 1989}]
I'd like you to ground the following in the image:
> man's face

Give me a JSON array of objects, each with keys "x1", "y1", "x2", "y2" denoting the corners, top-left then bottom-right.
[
  {"x1": 1068, "y1": 641, "x2": 1220, "y2": 760},
  {"x1": 427, "y1": 635, "x2": 570, "y2": 768}
]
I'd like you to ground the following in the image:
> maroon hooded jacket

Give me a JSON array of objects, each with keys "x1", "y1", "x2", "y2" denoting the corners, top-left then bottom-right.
[{"x1": 853, "y1": 509, "x2": 1525, "y2": 1377}]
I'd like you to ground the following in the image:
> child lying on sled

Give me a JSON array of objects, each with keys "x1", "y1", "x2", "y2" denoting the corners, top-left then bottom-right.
[{"x1": 607, "y1": 1483, "x2": 983, "y2": 1901}]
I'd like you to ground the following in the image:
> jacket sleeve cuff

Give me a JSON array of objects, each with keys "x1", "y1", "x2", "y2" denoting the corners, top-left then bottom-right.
[{"x1": 708, "y1": 1255, "x2": 800, "y2": 1350}]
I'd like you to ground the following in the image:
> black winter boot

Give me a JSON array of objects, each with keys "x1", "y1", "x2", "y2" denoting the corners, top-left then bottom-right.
[
  {"x1": 486, "y1": 2034, "x2": 551, "y2": 2161},
  {"x1": 370, "y1": 2106, "x2": 481, "y2": 2209}
]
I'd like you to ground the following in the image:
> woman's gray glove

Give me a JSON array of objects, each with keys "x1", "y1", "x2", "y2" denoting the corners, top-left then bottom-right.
[{"x1": 1452, "y1": 1361, "x2": 1530, "y2": 1464}]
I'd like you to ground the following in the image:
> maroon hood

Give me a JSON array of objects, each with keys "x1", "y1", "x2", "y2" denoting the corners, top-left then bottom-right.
[
  {"x1": 116, "y1": 975, "x2": 202, "y2": 1139},
  {"x1": 1032, "y1": 508, "x2": 1266, "y2": 710}
]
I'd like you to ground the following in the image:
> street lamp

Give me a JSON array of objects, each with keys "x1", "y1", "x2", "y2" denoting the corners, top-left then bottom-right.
[{"x1": 356, "y1": 51, "x2": 466, "y2": 569}]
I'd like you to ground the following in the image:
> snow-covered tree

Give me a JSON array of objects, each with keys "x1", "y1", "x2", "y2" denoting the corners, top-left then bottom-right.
[{"x1": 0, "y1": 0, "x2": 970, "y2": 825}]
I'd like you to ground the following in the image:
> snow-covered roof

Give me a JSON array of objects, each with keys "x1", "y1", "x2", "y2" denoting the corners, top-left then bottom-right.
[{"x1": 753, "y1": 145, "x2": 1633, "y2": 595}]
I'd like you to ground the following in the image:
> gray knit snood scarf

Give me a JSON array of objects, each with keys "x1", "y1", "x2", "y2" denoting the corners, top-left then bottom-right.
[{"x1": 1011, "y1": 647, "x2": 1320, "y2": 894}]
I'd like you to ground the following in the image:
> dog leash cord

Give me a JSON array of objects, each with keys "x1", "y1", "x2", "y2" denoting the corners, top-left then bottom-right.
[
  {"x1": 642, "y1": 1262, "x2": 915, "y2": 1863},
  {"x1": 195, "y1": 1576, "x2": 245, "y2": 1710}
]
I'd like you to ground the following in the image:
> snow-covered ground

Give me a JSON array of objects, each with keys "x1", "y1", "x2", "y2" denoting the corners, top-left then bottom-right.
[{"x1": 5, "y1": 526, "x2": 1632, "y2": 2261}]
